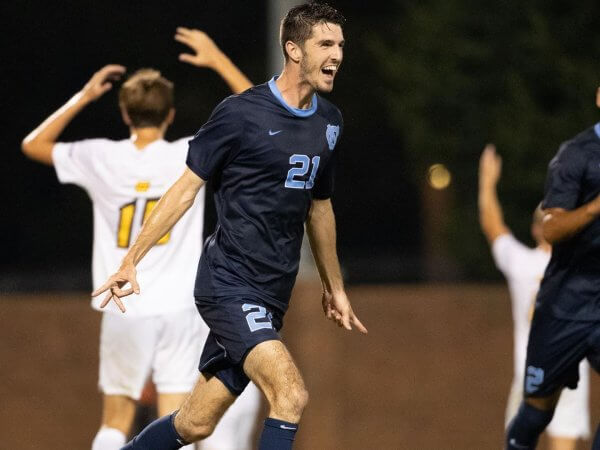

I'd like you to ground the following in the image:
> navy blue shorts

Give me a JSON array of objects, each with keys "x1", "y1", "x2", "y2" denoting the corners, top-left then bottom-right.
[
  {"x1": 523, "y1": 309, "x2": 600, "y2": 398},
  {"x1": 195, "y1": 295, "x2": 284, "y2": 395}
]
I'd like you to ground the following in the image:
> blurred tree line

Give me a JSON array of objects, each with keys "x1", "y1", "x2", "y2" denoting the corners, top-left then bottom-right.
[{"x1": 366, "y1": 0, "x2": 600, "y2": 279}]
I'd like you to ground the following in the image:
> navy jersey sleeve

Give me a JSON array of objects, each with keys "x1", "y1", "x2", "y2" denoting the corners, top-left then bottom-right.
[
  {"x1": 542, "y1": 142, "x2": 587, "y2": 210},
  {"x1": 312, "y1": 114, "x2": 343, "y2": 200},
  {"x1": 186, "y1": 97, "x2": 243, "y2": 180}
]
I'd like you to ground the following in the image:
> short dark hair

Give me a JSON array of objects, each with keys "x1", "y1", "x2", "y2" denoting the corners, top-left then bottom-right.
[
  {"x1": 280, "y1": 2, "x2": 345, "y2": 61},
  {"x1": 118, "y1": 69, "x2": 174, "y2": 128}
]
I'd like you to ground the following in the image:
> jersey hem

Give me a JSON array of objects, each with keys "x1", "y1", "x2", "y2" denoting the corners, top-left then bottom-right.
[{"x1": 194, "y1": 287, "x2": 289, "y2": 314}]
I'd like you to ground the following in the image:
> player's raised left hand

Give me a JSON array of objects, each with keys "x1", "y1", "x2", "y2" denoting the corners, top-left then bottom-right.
[
  {"x1": 322, "y1": 290, "x2": 368, "y2": 334},
  {"x1": 175, "y1": 28, "x2": 223, "y2": 69},
  {"x1": 91, "y1": 262, "x2": 140, "y2": 313}
]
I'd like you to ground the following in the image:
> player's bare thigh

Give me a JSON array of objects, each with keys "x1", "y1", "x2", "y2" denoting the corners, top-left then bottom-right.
[
  {"x1": 174, "y1": 373, "x2": 237, "y2": 442},
  {"x1": 243, "y1": 339, "x2": 308, "y2": 423}
]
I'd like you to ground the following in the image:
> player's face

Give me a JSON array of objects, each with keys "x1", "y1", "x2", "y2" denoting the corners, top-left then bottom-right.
[{"x1": 299, "y1": 22, "x2": 344, "y2": 93}]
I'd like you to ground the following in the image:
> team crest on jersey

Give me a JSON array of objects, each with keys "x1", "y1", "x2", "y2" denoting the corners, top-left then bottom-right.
[{"x1": 326, "y1": 124, "x2": 339, "y2": 150}]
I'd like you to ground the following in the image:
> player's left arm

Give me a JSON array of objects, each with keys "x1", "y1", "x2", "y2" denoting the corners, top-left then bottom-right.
[
  {"x1": 175, "y1": 27, "x2": 253, "y2": 94},
  {"x1": 306, "y1": 198, "x2": 367, "y2": 334}
]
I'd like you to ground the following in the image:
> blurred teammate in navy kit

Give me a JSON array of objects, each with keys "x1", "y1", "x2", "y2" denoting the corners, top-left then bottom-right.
[
  {"x1": 93, "y1": 3, "x2": 367, "y2": 450},
  {"x1": 506, "y1": 88, "x2": 600, "y2": 450}
]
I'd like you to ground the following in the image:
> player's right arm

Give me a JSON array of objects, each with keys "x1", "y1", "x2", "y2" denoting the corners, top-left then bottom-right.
[
  {"x1": 306, "y1": 198, "x2": 367, "y2": 335},
  {"x1": 542, "y1": 199, "x2": 600, "y2": 244},
  {"x1": 478, "y1": 143, "x2": 510, "y2": 244},
  {"x1": 540, "y1": 141, "x2": 600, "y2": 244},
  {"x1": 92, "y1": 167, "x2": 205, "y2": 313},
  {"x1": 21, "y1": 65, "x2": 126, "y2": 165},
  {"x1": 175, "y1": 28, "x2": 253, "y2": 94}
]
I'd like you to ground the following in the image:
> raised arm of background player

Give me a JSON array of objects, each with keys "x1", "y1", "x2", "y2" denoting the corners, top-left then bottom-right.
[
  {"x1": 478, "y1": 143, "x2": 510, "y2": 243},
  {"x1": 175, "y1": 27, "x2": 253, "y2": 94},
  {"x1": 21, "y1": 30, "x2": 251, "y2": 165},
  {"x1": 306, "y1": 198, "x2": 368, "y2": 334},
  {"x1": 21, "y1": 65, "x2": 126, "y2": 165}
]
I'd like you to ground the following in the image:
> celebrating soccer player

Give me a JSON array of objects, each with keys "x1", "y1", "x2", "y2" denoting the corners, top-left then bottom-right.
[
  {"x1": 505, "y1": 89, "x2": 600, "y2": 449},
  {"x1": 478, "y1": 144, "x2": 590, "y2": 450},
  {"x1": 94, "y1": 3, "x2": 367, "y2": 449}
]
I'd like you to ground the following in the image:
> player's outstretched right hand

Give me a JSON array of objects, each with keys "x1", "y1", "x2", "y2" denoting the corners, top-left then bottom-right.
[
  {"x1": 91, "y1": 263, "x2": 140, "y2": 313},
  {"x1": 175, "y1": 28, "x2": 222, "y2": 69}
]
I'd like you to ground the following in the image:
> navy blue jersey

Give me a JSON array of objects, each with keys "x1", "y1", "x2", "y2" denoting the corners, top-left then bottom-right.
[
  {"x1": 186, "y1": 77, "x2": 343, "y2": 312},
  {"x1": 537, "y1": 124, "x2": 600, "y2": 321}
]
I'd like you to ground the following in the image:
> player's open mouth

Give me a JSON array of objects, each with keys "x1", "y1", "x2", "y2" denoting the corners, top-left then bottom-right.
[{"x1": 321, "y1": 65, "x2": 337, "y2": 78}]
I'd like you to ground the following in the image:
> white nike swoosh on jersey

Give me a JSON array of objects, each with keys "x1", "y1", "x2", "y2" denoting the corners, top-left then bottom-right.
[
  {"x1": 280, "y1": 424, "x2": 297, "y2": 430},
  {"x1": 269, "y1": 130, "x2": 283, "y2": 135},
  {"x1": 509, "y1": 438, "x2": 529, "y2": 449}
]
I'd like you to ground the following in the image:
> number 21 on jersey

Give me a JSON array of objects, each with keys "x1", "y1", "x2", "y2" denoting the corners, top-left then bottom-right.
[
  {"x1": 117, "y1": 198, "x2": 170, "y2": 248},
  {"x1": 285, "y1": 154, "x2": 320, "y2": 189}
]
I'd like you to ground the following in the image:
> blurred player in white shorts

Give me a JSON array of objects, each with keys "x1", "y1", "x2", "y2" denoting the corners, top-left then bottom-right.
[
  {"x1": 22, "y1": 29, "x2": 261, "y2": 450},
  {"x1": 478, "y1": 144, "x2": 590, "y2": 449}
]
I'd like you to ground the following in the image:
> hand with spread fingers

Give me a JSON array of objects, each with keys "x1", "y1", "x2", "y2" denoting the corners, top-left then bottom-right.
[
  {"x1": 175, "y1": 27, "x2": 223, "y2": 70},
  {"x1": 92, "y1": 262, "x2": 140, "y2": 313},
  {"x1": 322, "y1": 290, "x2": 368, "y2": 334},
  {"x1": 174, "y1": 27, "x2": 252, "y2": 94},
  {"x1": 81, "y1": 64, "x2": 126, "y2": 103}
]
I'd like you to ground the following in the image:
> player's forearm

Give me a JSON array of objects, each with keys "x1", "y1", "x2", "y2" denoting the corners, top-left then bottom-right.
[
  {"x1": 211, "y1": 52, "x2": 253, "y2": 94},
  {"x1": 123, "y1": 169, "x2": 204, "y2": 267},
  {"x1": 543, "y1": 199, "x2": 600, "y2": 244},
  {"x1": 478, "y1": 183, "x2": 508, "y2": 242},
  {"x1": 306, "y1": 200, "x2": 345, "y2": 294},
  {"x1": 22, "y1": 91, "x2": 90, "y2": 165}
]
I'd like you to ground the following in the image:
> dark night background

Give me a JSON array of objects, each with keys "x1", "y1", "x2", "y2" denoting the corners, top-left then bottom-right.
[{"x1": 2, "y1": 0, "x2": 600, "y2": 291}]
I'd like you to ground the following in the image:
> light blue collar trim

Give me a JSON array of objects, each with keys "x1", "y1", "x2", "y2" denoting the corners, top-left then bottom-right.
[
  {"x1": 594, "y1": 122, "x2": 600, "y2": 139},
  {"x1": 268, "y1": 76, "x2": 317, "y2": 117}
]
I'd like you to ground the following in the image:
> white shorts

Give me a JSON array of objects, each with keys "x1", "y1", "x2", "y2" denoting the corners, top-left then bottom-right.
[
  {"x1": 505, "y1": 360, "x2": 590, "y2": 439},
  {"x1": 99, "y1": 308, "x2": 202, "y2": 399}
]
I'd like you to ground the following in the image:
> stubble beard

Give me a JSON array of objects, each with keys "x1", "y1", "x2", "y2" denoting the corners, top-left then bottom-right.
[{"x1": 300, "y1": 53, "x2": 331, "y2": 94}]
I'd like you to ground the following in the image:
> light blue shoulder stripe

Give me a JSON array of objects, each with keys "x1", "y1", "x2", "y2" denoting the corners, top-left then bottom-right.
[
  {"x1": 268, "y1": 76, "x2": 317, "y2": 118},
  {"x1": 594, "y1": 122, "x2": 600, "y2": 139}
]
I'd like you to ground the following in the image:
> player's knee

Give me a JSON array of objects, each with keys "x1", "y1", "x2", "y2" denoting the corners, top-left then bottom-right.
[
  {"x1": 271, "y1": 385, "x2": 309, "y2": 418},
  {"x1": 176, "y1": 413, "x2": 217, "y2": 443}
]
